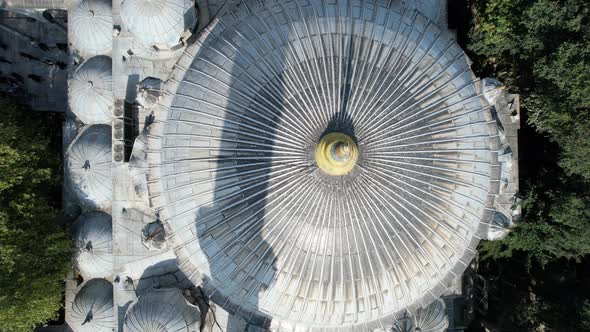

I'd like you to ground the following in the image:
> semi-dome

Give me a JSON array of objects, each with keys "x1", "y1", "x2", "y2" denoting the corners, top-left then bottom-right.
[
  {"x1": 120, "y1": 0, "x2": 197, "y2": 49},
  {"x1": 70, "y1": 0, "x2": 113, "y2": 55},
  {"x1": 66, "y1": 125, "x2": 112, "y2": 211},
  {"x1": 123, "y1": 287, "x2": 200, "y2": 331},
  {"x1": 70, "y1": 56, "x2": 113, "y2": 124},
  {"x1": 73, "y1": 212, "x2": 113, "y2": 279},
  {"x1": 143, "y1": 0, "x2": 505, "y2": 330},
  {"x1": 70, "y1": 279, "x2": 114, "y2": 332}
]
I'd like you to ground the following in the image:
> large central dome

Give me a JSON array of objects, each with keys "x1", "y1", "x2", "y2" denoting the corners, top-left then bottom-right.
[{"x1": 146, "y1": 0, "x2": 500, "y2": 330}]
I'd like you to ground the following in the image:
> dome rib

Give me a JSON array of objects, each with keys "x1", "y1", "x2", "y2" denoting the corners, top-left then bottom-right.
[
  {"x1": 142, "y1": 0, "x2": 502, "y2": 330},
  {"x1": 70, "y1": 56, "x2": 113, "y2": 124},
  {"x1": 66, "y1": 125, "x2": 112, "y2": 211},
  {"x1": 70, "y1": 0, "x2": 112, "y2": 55}
]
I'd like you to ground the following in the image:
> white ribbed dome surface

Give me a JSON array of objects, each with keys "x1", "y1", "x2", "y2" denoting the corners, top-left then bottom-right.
[
  {"x1": 120, "y1": 0, "x2": 197, "y2": 49},
  {"x1": 66, "y1": 125, "x2": 112, "y2": 211},
  {"x1": 70, "y1": 279, "x2": 114, "y2": 332},
  {"x1": 123, "y1": 288, "x2": 200, "y2": 332},
  {"x1": 144, "y1": 0, "x2": 502, "y2": 330},
  {"x1": 70, "y1": 56, "x2": 113, "y2": 124},
  {"x1": 70, "y1": 0, "x2": 113, "y2": 55},
  {"x1": 73, "y1": 212, "x2": 113, "y2": 279}
]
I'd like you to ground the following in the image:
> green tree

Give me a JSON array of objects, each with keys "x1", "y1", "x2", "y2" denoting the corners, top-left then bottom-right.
[
  {"x1": 469, "y1": 0, "x2": 590, "y2": 180},
  {"x1": 467, "y1": 0, "x2": 590, "y2": 330},
  {"x1": 468, "y1": 0, "x2": 590, "y2": 266},
  {"x1": 469, "y1": 0, "x2": 590, "y2": 264},
  {"x1": 479, "y1": 183, "x2": 590, "y2": 265},
  {"x1": 0, "y1": 96, "x2": 71, "y2": 332}
]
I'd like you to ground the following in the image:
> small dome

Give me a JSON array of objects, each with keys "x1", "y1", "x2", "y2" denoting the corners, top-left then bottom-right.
[
  {"x1": 66, "y1": 125, "x2": 112, "y2": 211},
  {"x1": 121, "y1": 0, "x2": 197, "y2": 49},
  {"x1": 141, "y1": 219, "x2": 167, "y2": 251},
  {"x1": 136, "y1": 77, "x2": 162, "y2": 109},
  {"x1": 70, "y1": 279, "x2": 114, "y2": 332},
  {"x1": 70, "y1": 0, "x2": 112, "y2": 55},
  {"x1": 123, "y1": 288, "x2": 200, "y2": 332},
  {"x1": 482, "y1": 78, "x2": 505, "y2": 106},
  {"x1": 73, "y1": 212, "x2": 113, "y2": 279},
  {"x1": 391, "y1": 300, "x2": 448, "y2": 332},
  {"x1": 413, "y1": 300, "x2": 449, "y2": 332},
  {"x1": 485, "y1": 212, "x2": 514, "y2": 241},
  {"x1": 70, "y1": 56, "x2": 113, "y2": 124},
  {"x1": 403, "y1": 0, "x2": 443, "y2": 22}
]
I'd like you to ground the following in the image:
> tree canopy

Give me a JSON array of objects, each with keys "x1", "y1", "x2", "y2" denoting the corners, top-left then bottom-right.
[
  {"x1": 467, "y1": 0, "x2": 590, "y2": 330},
  {"x1": 470, "y1": 0, "x2": 590, "y2": 180},
  {"x1": 0, "y1": 96, "x2": 71, "y2": 332}
]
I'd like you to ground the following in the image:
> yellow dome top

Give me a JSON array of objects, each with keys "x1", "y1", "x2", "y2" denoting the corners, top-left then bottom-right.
[{"x1": 315, "y1": 133, "x2": 359, "y2": 176}]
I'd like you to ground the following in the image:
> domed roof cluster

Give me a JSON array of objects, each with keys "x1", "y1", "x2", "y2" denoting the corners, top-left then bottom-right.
[
  {"x1": 66, "y1": 125, "x2": 112, "y2": 211},
  {"x1": 138, "y1": 0, "x2": 511, "y2": 329},
  {"x1": 70, "y1": 0, "x2": 112, "y2": 56},
  {"x1": 73, "y1": 212, "x2": 113, "y2": 279},
  {"x1": 121, "y1": 0, "x2": 197, "y2": 49},
  {"x1": 70, "y1": 279, "x2": 114, "y2": 332},
  {"x1": 70, "y1": 56, "x2": 113, "y2": 124},
  {"x1": 123, "y1": 287, "x2": 200, "y2": 331}
]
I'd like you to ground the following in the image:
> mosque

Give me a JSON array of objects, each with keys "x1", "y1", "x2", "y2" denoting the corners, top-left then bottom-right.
[{"x1": 0, "y1": 0, "x2": 520, "y2": 331}]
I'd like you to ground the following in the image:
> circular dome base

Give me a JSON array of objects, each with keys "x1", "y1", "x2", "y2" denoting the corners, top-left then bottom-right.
[{"x1": 121, "y1": 0, "x2": 197, "y2": 49}]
